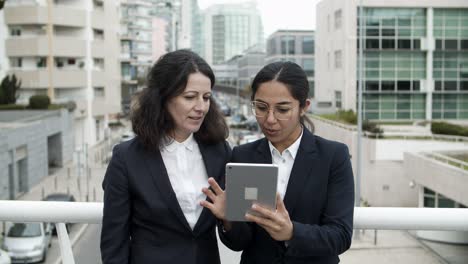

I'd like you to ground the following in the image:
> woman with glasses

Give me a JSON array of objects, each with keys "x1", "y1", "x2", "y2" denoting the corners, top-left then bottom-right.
[{"x1": 201, "y1": 61, "x2": 355, "y2": 264}]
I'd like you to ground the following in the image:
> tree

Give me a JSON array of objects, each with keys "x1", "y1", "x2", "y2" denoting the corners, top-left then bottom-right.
[
  {"x1": 0, "y1": 74, "x2": 21, "y2": 104},
  {"x1": 0, "y1": 0, "x2": 5, "y2": 10}
]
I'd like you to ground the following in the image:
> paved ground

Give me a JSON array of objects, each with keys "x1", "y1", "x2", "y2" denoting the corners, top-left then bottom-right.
[{"x1": 8, "y1": 129, "x2": 468, "y2": 264}]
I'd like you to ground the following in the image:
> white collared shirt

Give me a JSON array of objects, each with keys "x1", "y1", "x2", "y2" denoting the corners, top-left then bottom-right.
[
  {"x1": 160, "y1": 134, "x2": 208, "y2": 230},
  {"x1": 268, "y1": 128, "x2": 303, "y2": 199}
]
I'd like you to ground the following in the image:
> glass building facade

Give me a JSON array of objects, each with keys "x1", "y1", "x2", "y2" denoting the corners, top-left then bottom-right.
[{"x1": 358, "y1": 8, "x2": 468, "y2": 120}]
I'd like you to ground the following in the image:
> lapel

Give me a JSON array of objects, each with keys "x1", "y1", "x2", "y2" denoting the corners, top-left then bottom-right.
[
  {"x1": 192, "y1": 142, "x2": 225, "y2": 234},
  {"x1": 255, "y1": 138, "x2": 273, "y2": 164},
  {"x1": 283, "y1": 128, "x2": 318, "y2": 216},
  {"x1": 142, "y1": 147, "x2": 193, "y2": 233}
]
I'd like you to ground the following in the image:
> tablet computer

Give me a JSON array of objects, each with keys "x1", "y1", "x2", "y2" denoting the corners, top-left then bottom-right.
[{"x1": 225, "y1": 163, "x2": 278, "y2": 222}]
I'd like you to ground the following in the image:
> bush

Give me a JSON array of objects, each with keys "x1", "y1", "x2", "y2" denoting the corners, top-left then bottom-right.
[
  {"x1": 362, "y1": 120, "x2": 383, "y2": 136},
  {"x1": 337, "y1": 109, "x2": 357, "y2": 124},
  {"x1": 28, "y1": 95, "x2": 51, "y2": 109},
  {"x1": 0, "y1": 104, "x2": 27, "y2": 110},
  {"x1": 431, "y1": 122, "x2": 468, "y2": 137},
  {"x1": 0, "y1": 74, "x2": 21, "y2": 105}
]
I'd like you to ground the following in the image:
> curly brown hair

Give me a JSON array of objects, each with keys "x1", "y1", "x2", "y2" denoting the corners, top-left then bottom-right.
[{"x1": 131, "y1": 50, "x2": 228, "y2": 151}]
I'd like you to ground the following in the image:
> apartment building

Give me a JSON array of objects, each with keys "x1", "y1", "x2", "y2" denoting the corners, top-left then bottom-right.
[
  {"x1": 316, "y1": 0, "x2": 468, "y2": 121},
  {"x1": 2, "y1": 0, "x2": 120, "y2": 147},
  {"x1": 266, "y1": 30, "x2": 315, "y2": 98}
]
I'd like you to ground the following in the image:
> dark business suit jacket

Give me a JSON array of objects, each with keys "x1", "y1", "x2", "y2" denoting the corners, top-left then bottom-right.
[
  {"x1": 101, "y1": 137, "x2": 231, "y2": 264},
  {"x1": 219, "y1": 128, "x2": 354, "y2": 264}
]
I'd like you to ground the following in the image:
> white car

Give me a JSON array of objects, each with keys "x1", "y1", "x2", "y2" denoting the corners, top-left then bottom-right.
[
  {"x1": 2, "y1": 222, "x2": 52, "y2": 264},
  {"x1": 0, "y1": 250, "x2": 11, "y2": 264}
]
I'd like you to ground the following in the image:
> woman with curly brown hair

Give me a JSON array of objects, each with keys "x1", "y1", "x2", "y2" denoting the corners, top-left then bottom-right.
[{"x1": 101, "y1": 50, "x2": 230, "y2": 264}]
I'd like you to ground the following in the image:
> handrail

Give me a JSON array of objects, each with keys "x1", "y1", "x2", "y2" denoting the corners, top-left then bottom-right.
[
  {"x1": 1, "y1": 201, "x2": 468, "y2": 264},
  {"x1": 423, "y1": 152, "x2": 468, "y2": 171}
]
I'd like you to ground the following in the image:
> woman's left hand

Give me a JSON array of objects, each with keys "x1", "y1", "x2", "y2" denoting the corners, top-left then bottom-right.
[{"x1": 245, "y1": 193, "x2": 293, "y2": 241}]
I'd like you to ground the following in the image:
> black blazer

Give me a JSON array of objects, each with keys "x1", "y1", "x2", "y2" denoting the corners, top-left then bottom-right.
[
  {"x1": 101, "y1": 137, "x2": 231, "y2": 264},
  {"x1": 219, "y1": 128, "x2": 354, "y2": 264}
]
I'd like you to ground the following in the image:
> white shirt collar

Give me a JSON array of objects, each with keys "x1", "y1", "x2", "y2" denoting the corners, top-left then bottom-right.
[
  {"x1": 268, "y1": 127, "x2": 303, "y2": 159},
  {"x1": 163, "y1": 133, "x2": 196, "y2": 153}
]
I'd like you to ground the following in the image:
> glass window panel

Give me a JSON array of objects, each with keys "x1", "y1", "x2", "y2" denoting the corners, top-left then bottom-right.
[
  {"x1": 433, "y1": 71, "x2": 442, "y2": 79},
  {"x1": 397, "y1": 81, "x2": 411, "y2": 90},
  {"x1": 397, "y1": 102, "x2": 411, "y2": 109},
  {"x1": 382, "y1": 28, "x2": 395, "y2": 36},
  {"x1": 445, "y1": 29, "x2": 458, "y2": 38},
  {"x1": 397, "y1": 112, "x2": 411, "y2": 119},
  {"x1": 398, "y1": 28, "x2": 411, "y2": 37},
  {"x1": 433, "y1": 18, "x2": 443, "y2": 27},
  {"x1": 445, "y1": 39, "x2": 458, "y2": 50},
  {"x1": 382, "y1": 70, "x2": 395, "y2": 78},
  {"x1": 433, "y1": 112, "x2": 442, "y2": 118},
  {"x1": 413, "y1": 18, "x2": 426, "y2": 27},
  {"x1": 364, "y1": 112, "x2": 379, "y2": 119},
  {"x1": 413, "y1": 39, "x2": 421, "y2": 49},
  {"x1": 398, "y1": 39, "x2": 411, "y2": 49},
  {"x1": 433, "y1": 102, "x2": 442, "y2": 110},
  {"x1": 461, "y1": 81, "x2": 468, "y2": 91},
  {"x1": 434, "y1": 30, "x2": 444, "y2": 38},
  {"x1": 413, "y1": 81, "x2": 420, "y2": 91},
  {"x1": 382, "y1": 18, "x2": 395, "y2": 26},
  {"x1": 366, "y1": 70, "x2": 380, "y2": 79},
  {"x1": 365, "y1": 81, "x2": 379, "y2": 90},
  {"x1": 433, "y1": 60, "x2": 443, "y2": 68},
  {"x1": 444, "y1": 111, "x2": 457, "y2": 119},
  {"x1": 435, "y1": 81, "x2": 443, "y2": 90},
  {"x1": 398, "y1": 18, "x2": 411, "y2": 26},
  {"x1": 461, "y1": 29, "x2": 468, "y2": 38},
  {"x1": 444, "y1": 102, "x2": 457, "y2": 110},
  {"x1": 460, "y1": 111, "x2": 468, "y2": 118},
  {"x1": 413, "y1": 28, "x2": 426, "y2": 37},
  {"x1": 413, "y1": 102, "x2": 425, "y2": 110},
  {"x1": 366, "y1": 60, "x2": 380, "y2": 68},
  {"x1": 446, "y1": 18, "x2": 459, "y2": 27},
  {"x1": 382, "y1": 39, "x2": 395, "y2": 49},
  {"x1": 382, "y1": 60, "x2": 395, "y2": 68},
  {"x1": 381, "y1": 112, "x2": 396, "y2": 119},
  {"x1": 365, "y1": 102, "x2": 379, "y2": 110},
  {"x1": 366, "y1": 28, "x2": 379, "y2": 36},
  {"x1": 366, "y1": 39, "x2": 379, "y2": 49},
  {"x1": 413, "y1": 70, "x2": 426, "y2": 79},
  {"x1": 381, "y1": 102, "x2": 395, "y2": 110},
  {"x1": 397, "y1": 59, "x2": 411, "y2": 68},
  {"x1": 412, "y1": 112, "x2": 425, "y2": 119},
  {"x1": 398, "y1": 70, "x2": 411, "y2": 78},
  {"x1": 382, "y1": 81, "x2": 395, "y2": 91},
  {"x1": 461, "y1": 40, "x2": 468, "y2": 50},
  {"x1": 445, "y1": 71, "x2": 458, "y2": 79},
  {"x1": 443, "y1": 60, "x2": 458, "y2": 68}
]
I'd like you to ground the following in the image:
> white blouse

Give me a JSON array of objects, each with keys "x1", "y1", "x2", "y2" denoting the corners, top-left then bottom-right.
[{"x1": 160, "y1": 134, "x2": 208, "y2": 230}]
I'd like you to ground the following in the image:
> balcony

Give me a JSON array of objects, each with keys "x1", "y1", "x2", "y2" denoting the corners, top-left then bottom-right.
[
  {"x1": 9, "y1": 69, "x2": 87, "y2": 88},
  {"x1": 6, "y1": 37, "x2": 86, "y2": 57},
  {"x1": 4, "y1": 6, "x2": 86, "y2": 27},
  {"x1": 91, "y1": 9, "x2": 104, "y2": 29},
  {"x1": 0, "y1": 202, "x2": 467, "y2": 264}
]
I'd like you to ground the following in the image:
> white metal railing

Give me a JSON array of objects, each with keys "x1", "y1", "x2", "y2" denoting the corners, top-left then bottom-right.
[
  {"x1": 423, "y1": 152, "x2": 468, "y2": 171},
  {"x1": 1, "y1": 201, "x2": 468, "y2": 264}
]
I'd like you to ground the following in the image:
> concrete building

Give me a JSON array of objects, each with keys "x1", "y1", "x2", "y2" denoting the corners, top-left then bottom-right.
[
  {"x1": 202, "y1": 1, "x2": 264, "y2": 65},
  {"x1": 0, "y1": 109, "x2": 74, "y2": 200},
  {"x1": 316, "y1": 0, "x2": 468, "y2": 120},
  {"x1": 266, "y1": 30, "x2": 315, "y2": 98},
  {"x1": 152, "y1": 17, "x2": 169, "y2": 62},
  {"x1": 120, "y1": 0, "x2": 154, "y2": 114},
  {"x1": 2, "y1": 0, "x2": 121, "y2": 147}
]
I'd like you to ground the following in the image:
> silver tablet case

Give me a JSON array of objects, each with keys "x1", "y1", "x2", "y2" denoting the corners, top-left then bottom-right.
[{"x1": 225, "y1": 163, "x2": 278, "y2": 222}]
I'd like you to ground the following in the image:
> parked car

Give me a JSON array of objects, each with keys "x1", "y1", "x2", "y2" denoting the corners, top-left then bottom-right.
[
  {"x1": 42, "y1": 193, "x2": 76, "y2": 235},
  {"x1": 0, "y1": 250, "x2": 11, "y2": 264},
  {"x1": 2, "y1": 222, "x2": 52, "y2": 263}
]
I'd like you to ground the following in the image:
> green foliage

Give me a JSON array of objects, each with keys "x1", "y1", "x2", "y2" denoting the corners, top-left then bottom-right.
[
  {"x1": 0, "y1": 104, "x2": 27, "y2": 110},
  {"x1": 0, "y1": 74, "x2": 21, "y2": 104},
  {"x1": 431, "y1": 122, "x2": 468, "y2": 137},
  {"x1": 362, "y1": 120, "x2": 383, "y2": 137},
  {"x1": 0, "y1": 0, "x2": 5, "y2": 10},
  {"x1": 336, "y1": 109, "x2": 357, "y2": 124},
  {"x1": 28, "y1": 95, "x2": 51, "y2": 109}
]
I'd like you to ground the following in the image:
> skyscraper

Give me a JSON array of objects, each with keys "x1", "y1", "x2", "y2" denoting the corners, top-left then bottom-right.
[
  {"x1": 316, "y1": 0, "x2": 468, "y2": 121},
  {"x1": 202, "y1": 1, "x2": 264, "y2": 65}
]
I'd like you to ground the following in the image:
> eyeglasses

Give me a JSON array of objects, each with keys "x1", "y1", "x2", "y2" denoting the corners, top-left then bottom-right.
[{"x1": 250, "y1": 101, "x2": 295, "y2": 121}]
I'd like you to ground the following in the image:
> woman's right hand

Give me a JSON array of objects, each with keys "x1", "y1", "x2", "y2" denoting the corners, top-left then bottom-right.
[{"x1": 200, "y1": 177, "x2": 227, "y2": 220}]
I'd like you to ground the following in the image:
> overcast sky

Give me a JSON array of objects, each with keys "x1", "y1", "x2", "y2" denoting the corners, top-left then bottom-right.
[{"x1": 198, "y1": 0, "x2": 322, "y2": 37}]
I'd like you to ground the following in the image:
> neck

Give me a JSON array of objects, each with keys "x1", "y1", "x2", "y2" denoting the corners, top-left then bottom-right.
[{"x1": 272, "y1": 124, "x2": 302, "y2": 154}]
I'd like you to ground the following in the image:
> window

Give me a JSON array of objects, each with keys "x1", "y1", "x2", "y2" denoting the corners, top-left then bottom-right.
[
  {"x1": 302, "y1": 36, "x2": 314, "y2": 54},
  {"x1": 36, "y1": 57, "x2": 47, "y2": 68},
  {"x1": 280, "y1": 36, "x2": 295, "y2": 55},
  {"x1": 397, "y1": 81, "x2": 411, "y2": 91},
  {"x1": 398, "y1": 39, "x2": 411, "y2": 49},
  {"x1": 365, "y1": 81, "x2": 379, "y2": 91},
  {"x1": 335, "y1": 91, "x2": 342, "y2": 109},
  {"x1": 10, "y1": 27, "x2": 21, "y2": 36},
  {"x1": 382, "y1": 39, "x2": 395, "y2": 49},
  {"x1": 302, "y1": 59, "x2": 314, "y2": 76},
  {"x1": 334, "y1": 50, "x2": 342, "y2": 69},
  {"x1": 462, "y1": 40, "x2": 468, "y2": 50},
  {"x1": 445, "y1": 39, "x2": 458, "y2": 50},
  {"x1": 382, "y1": 81, "x2": 395, "y2": 91},
  {"x1": 10, "y1": 58, "x2": 22, "y2": 68},
  {"x1": 94, "y1": 87, "x2": 105, "y2": 97},
  {"x1": 365, "y1": 39, "x2": 379, "y2": 49},
  {"x1": 334, "y1": 9, "x2": 342, "y2": 29}
]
